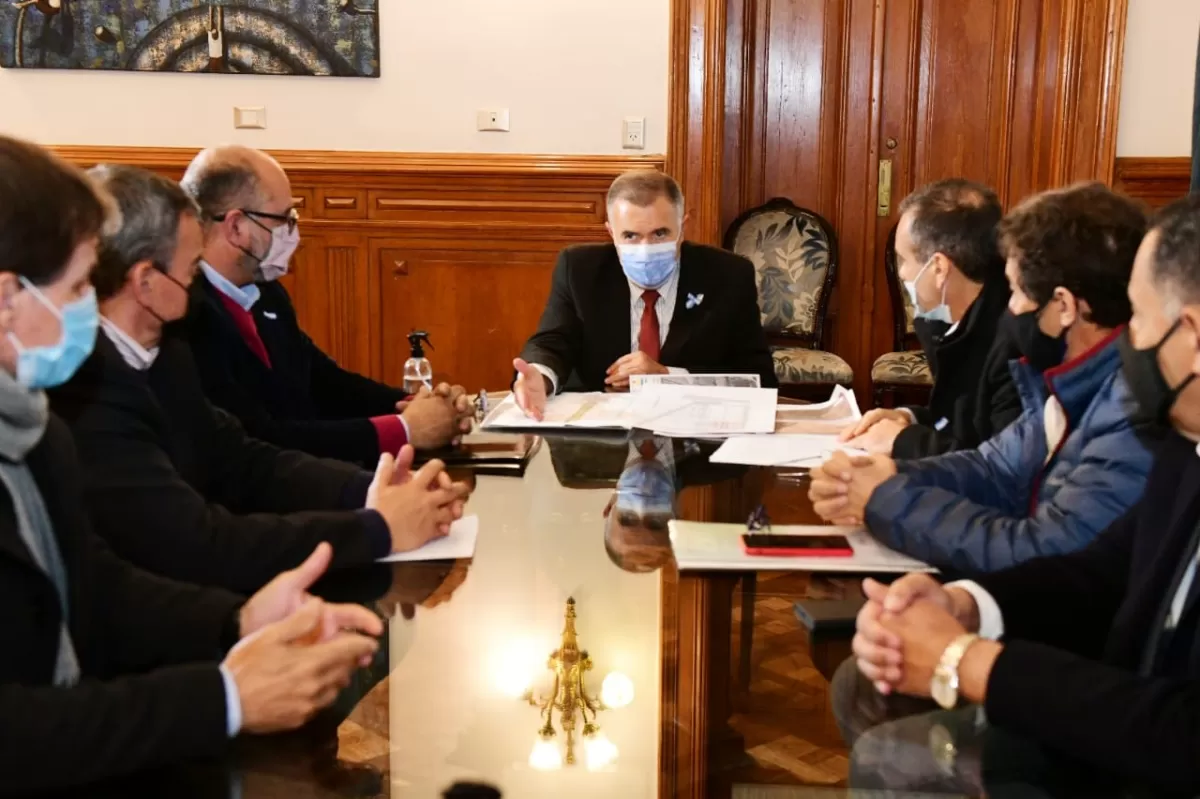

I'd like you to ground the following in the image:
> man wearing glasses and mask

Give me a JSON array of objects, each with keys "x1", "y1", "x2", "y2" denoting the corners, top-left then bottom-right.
[{"x1": 180, "y1": 146, "x2": 472, "y2": 468}]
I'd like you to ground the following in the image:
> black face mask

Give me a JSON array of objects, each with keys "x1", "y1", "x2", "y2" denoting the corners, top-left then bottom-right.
[
  {"x1": 1004, "y1": 308, "x2": 1067, "y2": 373},
  {"x1": 1117, "y1": 321, "x2": 1196, "y2": 427}
]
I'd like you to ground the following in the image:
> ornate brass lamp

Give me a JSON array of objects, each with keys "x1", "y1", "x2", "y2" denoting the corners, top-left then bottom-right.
[{"x1": 523, "y1": 598, "x2": 629, "y2": 770}]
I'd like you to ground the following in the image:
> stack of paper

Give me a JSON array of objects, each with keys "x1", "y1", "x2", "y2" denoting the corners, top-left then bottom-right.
[
  {"x1": 667, "y1": 521, "x2": 935, "y2": 573},
  {"x1": 774, "y1": 385, "x2": 862, "y2": 434},
  {"x1": 629, "y1": 373, "x2": 761, "y2": 391},
  {"x1": 479, "y1": 385, "x2": 778, "y2": 437}
]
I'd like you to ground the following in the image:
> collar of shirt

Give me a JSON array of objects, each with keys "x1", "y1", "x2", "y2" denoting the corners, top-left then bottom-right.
[
  {"x1": 628, "y1": 268, "x2": 681, "y2": 352},
  {"x1": 100, "y1": 316, "x2": 159, "y2": 371},
  {"x1": 201, "y1": 261, "x2": 260, "y2": 311}
]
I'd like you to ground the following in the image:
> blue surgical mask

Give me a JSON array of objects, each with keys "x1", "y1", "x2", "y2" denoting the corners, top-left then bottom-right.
[
  {"x1": 8, "y1": 278, "x2": 99, "y2": 390},
  {"x1": 903, "y1": 257, "x2": 952, "y2": 324},
  {"x1": 618, "y1": 241, "x2": 679, "y2": 289}
]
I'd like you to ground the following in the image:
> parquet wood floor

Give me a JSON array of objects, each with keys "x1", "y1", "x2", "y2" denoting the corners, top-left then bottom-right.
[{"x1": 729, "y1": 572, "x2": 857, "y2": 788}]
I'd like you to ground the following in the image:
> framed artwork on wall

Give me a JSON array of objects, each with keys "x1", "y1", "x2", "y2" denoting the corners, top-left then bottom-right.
[{"x1": 0, "y1": 1, "x2": 380, "y2": 77}]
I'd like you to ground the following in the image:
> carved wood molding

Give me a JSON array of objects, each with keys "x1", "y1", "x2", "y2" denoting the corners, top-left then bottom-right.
[
  {"x1": 51, "y1": 145, "x2": 664, "y2": 178},
  {"x1": 1113, "y1": 156, "x2": 1192, "y2": 209}
]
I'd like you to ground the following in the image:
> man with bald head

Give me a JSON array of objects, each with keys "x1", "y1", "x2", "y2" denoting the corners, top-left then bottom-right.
[{"x1": 180, "y1": 146, "x2": 470, "y2": 467}]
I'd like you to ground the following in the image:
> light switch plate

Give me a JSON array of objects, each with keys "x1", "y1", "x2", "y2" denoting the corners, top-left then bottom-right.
[
  {"x1": 234, "y1": 106, "x2": 267, "y2": 130},
  {"x1": 476, "y1": 109, "x2": 511, "y2": 132}
]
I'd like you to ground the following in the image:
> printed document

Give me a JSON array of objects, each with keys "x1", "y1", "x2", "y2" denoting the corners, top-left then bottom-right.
[
  {"x1": 668, "y1": 521, "x2": 935, "y2": 573},
  {"x1": 775, "y1": 385, "x2": 862, "y2": 434},
  {"x1": 710, "y1": 434, "x2": 867, "y2": 467},
  {"x1": 629, "y1": 373, "x2": 761, "y2": 391}
]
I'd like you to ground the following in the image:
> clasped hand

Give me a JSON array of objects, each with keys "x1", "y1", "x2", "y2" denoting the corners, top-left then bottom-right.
[
  {"x1": 807, "y1": 450, "x2": 898, "y2": 525},
  {"x1": 396, "y1": 383, "x2": 474, "y2": 448},
  {"x1": 228, "y1": 543, "x2": 385, "y2": 734}
]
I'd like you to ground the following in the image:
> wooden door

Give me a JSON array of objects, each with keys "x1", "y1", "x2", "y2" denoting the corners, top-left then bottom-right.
[
  {"x1": 868, "y1": 0, "x2": 1129, "y2": 368},
  {"x1": 669, "y1": 0, "x2": 1127, "y2": 404}
]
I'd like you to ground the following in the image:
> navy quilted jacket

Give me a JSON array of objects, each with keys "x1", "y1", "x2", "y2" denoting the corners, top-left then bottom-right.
[{"x1": 864, "y1": 330, "x2": 1159, "y2": 573}]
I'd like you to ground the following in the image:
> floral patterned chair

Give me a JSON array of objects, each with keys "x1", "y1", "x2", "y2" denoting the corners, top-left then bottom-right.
[
  {"x1": 724, "y1": 198, "x2": 853, "y2": 394},
  {"x1": 870, "y1": 224, "x2": 933, "y2": 407}
]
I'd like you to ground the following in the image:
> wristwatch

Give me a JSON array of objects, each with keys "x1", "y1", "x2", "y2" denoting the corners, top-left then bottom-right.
[{"x1": 930, "y1": 633, "x2": 979, "y2": 709}]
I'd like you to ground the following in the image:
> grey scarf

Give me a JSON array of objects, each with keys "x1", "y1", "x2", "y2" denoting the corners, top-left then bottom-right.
[{"x1": 0, "y1": 369, "x2": 80, "y2": 685}]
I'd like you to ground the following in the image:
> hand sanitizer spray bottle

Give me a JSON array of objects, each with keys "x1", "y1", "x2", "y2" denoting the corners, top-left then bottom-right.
[{"x1": 403, "y1": 331, "x2": 434, "y2": 395}]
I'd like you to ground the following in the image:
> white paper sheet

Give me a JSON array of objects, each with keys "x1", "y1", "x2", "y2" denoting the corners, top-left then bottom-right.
[
  {"x1": 632, "y1": 385, "x2": 778, "y2": 437},
  {"x1": 774, "y1": 385, "x2": 862, "y2": 434},
  {"x1": 709, "y1": 433, "x2": 868, "y2": 467},
  {"x1": 375, "y1": 515, "x2": 479, "y2": 563},
  {"x1": 480, "y1": 392, "x2": 636, "y2": 430},
  {"x1": 628, "y1": 373, "x2": 762, "y2": 391},
  {"x1": 668, "y1": 521, "x2": 935, "y2": 573}
]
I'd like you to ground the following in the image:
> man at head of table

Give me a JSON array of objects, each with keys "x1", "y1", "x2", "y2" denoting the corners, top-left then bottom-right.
[{"x1": 511, "y1": 169, "x2": 777, "y2": 419}]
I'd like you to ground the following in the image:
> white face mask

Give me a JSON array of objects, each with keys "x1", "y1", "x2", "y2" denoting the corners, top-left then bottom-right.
[
  {"x1": 251, "y1": 223, "x2": 301, "y2": 283},
  {"x1": 903, "y1": 256, "x2": 952, "y2": 324}
]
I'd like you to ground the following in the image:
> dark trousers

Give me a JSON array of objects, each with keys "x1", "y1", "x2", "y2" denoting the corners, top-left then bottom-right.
[{"x1": 830, "y1": 657, "x2": 1121, "y2": 798}]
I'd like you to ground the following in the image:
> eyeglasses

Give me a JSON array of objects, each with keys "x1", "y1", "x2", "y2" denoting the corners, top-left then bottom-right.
[{"x1": 212, "y1": 207, "x2": 300, "y2": 235}]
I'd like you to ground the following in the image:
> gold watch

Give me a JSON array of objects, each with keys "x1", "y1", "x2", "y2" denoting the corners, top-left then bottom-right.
[{"x1": 930, "y1": 633, "x2": 979, "y2": 709}]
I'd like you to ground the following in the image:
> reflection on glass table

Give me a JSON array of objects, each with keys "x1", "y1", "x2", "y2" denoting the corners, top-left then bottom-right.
[{"x1": 33, "y1": 433, "x2": 1159, "y2": 799}]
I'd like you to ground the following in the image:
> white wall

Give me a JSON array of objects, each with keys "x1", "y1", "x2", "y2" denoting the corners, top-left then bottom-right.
[
  {"x1": 1116, "y1": 0, "x2": 1200, "y2": 157},
  {"x1": 0, "y1": 0, "x2": 669, "y2": 154}
]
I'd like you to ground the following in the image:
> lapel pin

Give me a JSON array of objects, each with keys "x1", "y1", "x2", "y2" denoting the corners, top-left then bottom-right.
[
  {"x1": 262, "y1": 311, "x2": 278, "y2": 320},
  {"x1": 686, "y1": 293, "x2": 704, "y2": 310}
]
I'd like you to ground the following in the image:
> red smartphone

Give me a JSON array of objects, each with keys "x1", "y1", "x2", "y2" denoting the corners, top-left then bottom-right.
[{"x1": 741, "y1": 533, "x2": 854, "y2": 557}]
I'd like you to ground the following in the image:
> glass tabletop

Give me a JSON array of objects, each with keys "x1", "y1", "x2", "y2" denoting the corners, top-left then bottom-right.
[{"x1": 52, "y1": 434, "x2": 1146, "y2": 799}]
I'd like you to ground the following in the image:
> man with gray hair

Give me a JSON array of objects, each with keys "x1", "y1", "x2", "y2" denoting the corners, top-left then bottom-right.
[
  {"x1": 834, "y1": 193, "x2": 1200, "y2": 794},
  {"x1": 179, "y1": 145, "x2": 471, "y2": 467},
  {"x1": 513, "y1": 169, "x2": 775, "y2": 419},
  {"x1": 49, "y1": 165, "x2": 466, "y2": 593}
]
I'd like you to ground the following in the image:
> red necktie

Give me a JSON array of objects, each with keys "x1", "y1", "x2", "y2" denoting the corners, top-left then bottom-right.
[{"x1": 639, "y1": 290, "x2": 661, "y2": 360}]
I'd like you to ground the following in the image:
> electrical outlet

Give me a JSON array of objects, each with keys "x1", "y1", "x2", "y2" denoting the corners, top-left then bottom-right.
[
  {"x1": 622, "y1": 117, "x2": 645, "y2": 150},
  {"x1": 476, "y1": 109, "x2": 511, "y2": 132},
  {"x1": 233, "y1": 106, "x2": 266, "y2": 130}
]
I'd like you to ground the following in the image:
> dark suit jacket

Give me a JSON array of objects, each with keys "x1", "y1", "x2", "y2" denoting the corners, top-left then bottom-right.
[
  {"x1": 978, "y1": 431, "x2": 1200, "y2": 792},
  {"x1": 185, "y1": 277, "x2": 408, "y2": 466},
  {"x1": 519, "y1": 242, "x2": 777, "y2": 390},
  {"x1": 0, "y1": 413, "x2": 242, "y2": 794},
  {"x1": 48, "y1": 334, "x2": 388, "y2": 594},
  {"x1": 894, "y1": 279, "x2": 1022, "y2": 459}
]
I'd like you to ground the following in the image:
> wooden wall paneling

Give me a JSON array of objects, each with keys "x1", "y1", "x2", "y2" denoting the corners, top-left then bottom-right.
[
  {"x1": 370, "y1": 237, "x2": 564, "y2": 392},
  {"x1": 52, "y1": 146, "x2": 662, "y2": 390},
  {"x1": 1113, "y1": 157, "x2": 1192, "y2": 209}
]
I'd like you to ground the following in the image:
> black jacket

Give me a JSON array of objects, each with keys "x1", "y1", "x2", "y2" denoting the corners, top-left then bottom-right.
[
  {"x1": 0, "y1": 413, "x2": 243, "y2": 794},
  {"x1": 185, "y1": 276, "x2": 408, "y2": 466},
  {"x1": 978, "y1": 431, "x2": 1200, "y2": 793},
  {"x1": 48, "y1": 334, "x2": 388, "y2": 594},
  {"x1": 519, "y1": 242, "x2": 778, "y2": 391},
  {"x1": 893, "y1": 279, "x2": 1021, "y2": 459}
]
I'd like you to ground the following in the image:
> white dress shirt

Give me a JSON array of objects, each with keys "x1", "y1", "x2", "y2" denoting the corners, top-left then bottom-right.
[
  {"x1": 99, "y1": 317, "x2": 159, "y2": 371},
  {"x1": 201, "y1": 261, "x2": 260, "y2": 310},
  {"x1": 534, "y1": 270, "x2": 687, "y2": 393}
]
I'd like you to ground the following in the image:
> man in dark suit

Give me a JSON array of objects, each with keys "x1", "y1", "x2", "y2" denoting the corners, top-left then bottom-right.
[
  {"x1": 179, "y1": 145, "x2": 471, "y2": 467},
  {"x1": 840, "y1": 179, "x2": 1021, "y2": 458},
  {"x1": 512, "y1": 170, "x2": 776, "y2": 419},
  {"x1": 837, "y1": 194, "x2": 1200, "y2": 794},
  {"x1": 50, "y1": 165, "x2": 465, "y2": 594}
]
